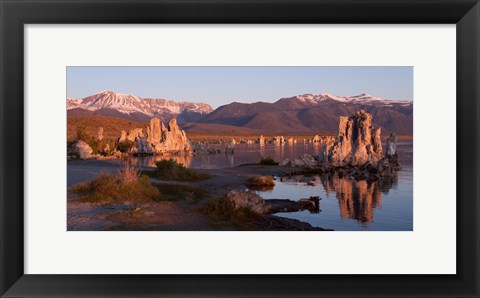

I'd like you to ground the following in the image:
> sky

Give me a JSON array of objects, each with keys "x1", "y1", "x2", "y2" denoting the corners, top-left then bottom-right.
[{"x1": 67, "y1": 66, "x2": 413, "y2": 109}]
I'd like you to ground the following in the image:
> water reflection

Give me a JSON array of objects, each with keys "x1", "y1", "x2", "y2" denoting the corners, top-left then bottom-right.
[
  {"x1": 127, "y1": 142, "x2": 412, "y2": 230},
  {"x1": 130, "y1": 143, "x2": 340, "y2": 169},
  {"x1": 320, "y1": 174, "x2": 398, "y2": 223},
  {"x1": 276, "y1": 174, "x2": 397, "y2": 224}
]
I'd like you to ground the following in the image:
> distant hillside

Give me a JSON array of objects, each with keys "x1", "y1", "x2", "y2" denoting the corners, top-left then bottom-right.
[
  {"x1": 67, "y1": 115, "x2": 148, "y2": 141},
  {"x1": 67, "y1": 91, "x2": 413, "y2": 136},
  {"x1": 181, "y1": 122, "x2": 266, "y2": 134},
  {"x1": 199, "y1": 93, "x2": 413, "y2": 135}
]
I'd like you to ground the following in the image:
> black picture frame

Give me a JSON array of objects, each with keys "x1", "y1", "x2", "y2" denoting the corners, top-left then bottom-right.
[{"x1": 1, "y1": 0, "x2": 479, "y2": 297}]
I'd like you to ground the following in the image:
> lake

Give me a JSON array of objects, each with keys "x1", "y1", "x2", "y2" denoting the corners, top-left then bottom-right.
[{"x1": 132, "y1": 142, "x2": 413, "y2": 231}]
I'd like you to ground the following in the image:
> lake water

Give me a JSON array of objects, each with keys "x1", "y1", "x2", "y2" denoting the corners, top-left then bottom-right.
[
  {"x1": 132, "y1": 142, "x2": 413, "y2": 231},
  {"x1": 133, "y1": 142, "x2": 330, "y2": 169}
]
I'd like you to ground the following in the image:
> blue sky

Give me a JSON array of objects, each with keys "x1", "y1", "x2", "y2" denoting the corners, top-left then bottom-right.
[{"x1": 67, "y1": 66, "x2": 413, "y2": 108}]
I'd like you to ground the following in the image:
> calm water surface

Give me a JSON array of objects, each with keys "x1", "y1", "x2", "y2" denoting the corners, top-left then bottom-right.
[
  {"x1": 132, "y1": 142, "x2": 329, "y2": 169},
  {"x1": 132, "y1": 142, "x2": 413, "y2": 231}
]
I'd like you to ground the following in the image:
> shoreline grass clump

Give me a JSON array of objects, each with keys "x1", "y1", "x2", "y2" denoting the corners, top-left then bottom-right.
[
  {"x1": 259, "y1": 156, "x2": 279, "y2": 166},
  {"x1": 246, "y1": 176, "x2": 275, "y2": 191},
  {"x1": 247, "y1": 176, "x2": 275, "y2": 187},
  {"x1": 146, "y1": 159, "x2": 210, "y2": 182},
  {"x1": 69, "y1": 164, "x2": 160, "y2": 204},
  {"x1": 200, "y1": 197, "x2": 261, "y2": 229}
]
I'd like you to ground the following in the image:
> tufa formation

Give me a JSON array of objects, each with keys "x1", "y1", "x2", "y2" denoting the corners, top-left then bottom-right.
[
  {"x1": 322, "y1": 110, "x2": 383, "y2": 166},
  {"x1": 119, "y1": 118, "x2": 191, "y2": 154}
]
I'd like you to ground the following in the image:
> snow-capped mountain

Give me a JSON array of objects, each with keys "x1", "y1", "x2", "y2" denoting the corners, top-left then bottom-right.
[
  {"x1": 67, "y1": 90, "x2": 213, "y2": 123},
  {"x1": 199, "y1": 92, "x2": 413, "y2": 135},
  {"x1": 278, "y1": 92, "x2": 412, "y2": 107}
]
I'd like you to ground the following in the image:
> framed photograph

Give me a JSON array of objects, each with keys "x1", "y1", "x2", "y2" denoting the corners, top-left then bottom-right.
[{"x1": 1, "y1": 0, "x2": 479, "y2": 297}]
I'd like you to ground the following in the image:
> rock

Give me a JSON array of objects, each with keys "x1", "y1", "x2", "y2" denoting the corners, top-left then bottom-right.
[
  {"x1": 298, "y1": 196, "x2": 321, "y2": 213},
  {"x1": 130, "y1": 128, "x2": 145, "y2": 142},
  {"x1": 191, "y1": 140, "x2": 214, "y2": 155},
  {"x1": 258, "y1": 135, "x2": 265, "y2": 146},
  {"x1": 293, "y1": 158, "x2": 305, "y2": 167},
  {"x1": 266, "y1": 196, "x2": 320, "y2": 214},
  {"x1": 154, "y1": 119, "x2": 191, "y2": 153},
  {"x1": 274, "y1": 135, "x2": 284, "y2": 145},
  {"x1": 225, "y1": 189, "x2": 272, "y2": 214},
  {"x1": 134, "y1": 137, "x2": 152, "y2": 154},
  {"x1": 291, "y1": 154, "x2": 317, "y2": 168},
  {"x1": 119, "y1": 130, "x2": 127, "y2": 142},
  {"x1": 301, "y1": 154, "x2": 317, "y2": 167},
  {"x1": 225, "y1": 140, "x2": 235, "y2": 154},
  {"x1": 146, "y1": 118, "x2": 163, "y2": 145},
  {"x1": 386, "y1": 133, "x2": 398, "y2": 157},
  {"x1": 74, "y1": 140, "x2": 93, "y2": 159},
  {"x1": 97, "y1": 127, "x2": 104, "y2": 141},
  {"x1": 256, "y1": 215, "x2": 332, "y2": 231},
  {"x1": 118, "y1": 118, "x2": 191, "y2": 154},
  {"x1": 324, "y1": 110, "x2": 383, "y2": 166},
  {"x1": 280, "y1": 158, "x2": 292, "y2": 166}
]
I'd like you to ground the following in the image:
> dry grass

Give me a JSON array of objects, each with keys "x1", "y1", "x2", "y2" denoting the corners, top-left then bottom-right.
[
  {"x1": 145, "y1": 159, "x2": 211, "y2": 182},
  {"x1": 118, "y1": 163, "x2": 141, "y2": 184},
  {"x1": 67, "y1": 115, "x2": 148, "y2": 143},
  {"x1": 246, "y1": 176, "x2": 275, "y2": 191},
  {"x1": 69, "y1": 165, "x2": 160, "y2": 204},
  {"x1": 200, "y1": 197, "x2": 261, "y2": 229},
  {"x1": 247, "y1": 176, "x2": 275, "y2": 187}
]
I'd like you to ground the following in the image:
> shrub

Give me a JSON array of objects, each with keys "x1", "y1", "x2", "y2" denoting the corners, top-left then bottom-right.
[
  {"x1": 246, "y1": 176, "x2": 275, "y2": 191},
  {"x1": 118, "y1": 164, "x2": 141, "y2": 184},
  {"x1": 117, "y1": 140, "x2": 135, "y2": 153},
  {"x1": 75, "y1": 126, "x2": 103, "y2": 154},
  {"x1": 200, "y1": 197, "x2": 261, "y2": 229},
  {"x1": 147, "y1": 159, "x2": 210, "y2": 182},
  {"x1": 259, "y1": 156, "x2": 279, "y2": 165},
  {"x1": 69, "y1": 165, "x2": 160, "y2": 204},
  {"x1": 247, "y1": 176, "x2": 275, "y2": 186},
  {"x1": 88, "y1": 138, "x2": 100, "y2": 154},
  {"x1": 76, "y1": 126, "x2": 90, "y2": 142}
]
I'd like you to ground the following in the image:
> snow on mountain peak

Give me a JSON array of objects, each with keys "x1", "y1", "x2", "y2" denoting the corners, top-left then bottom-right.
[
  {"x1": 349, "y1": 93, "x2": 384, "y2": 102},
  {"x1": 67, "y1": 91, "x2": 213, "y2": 117},
  {"x1": 295, "y1": 93, "x2": 346, "y2": 103},
  {"x1": 288, "y1": 92, "x2": 411, "y2": 105}
]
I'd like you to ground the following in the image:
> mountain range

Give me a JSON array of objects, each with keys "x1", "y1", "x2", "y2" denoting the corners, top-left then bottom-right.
[
  {"x1": 67, "y1": 91, "x2": 413, "y2": 135},
  {"x1": 67, "y1": 90, "x2": 213, "y2": 123}
]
